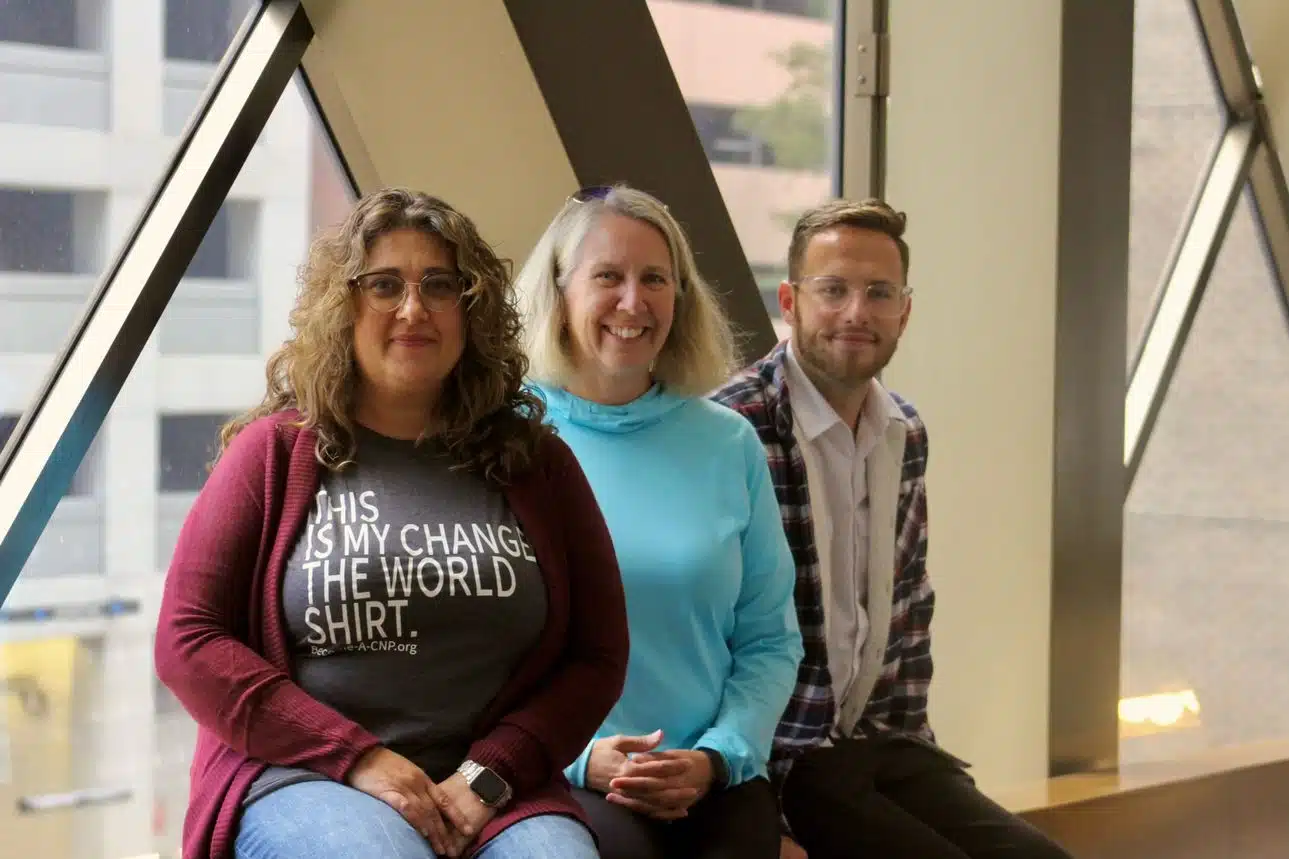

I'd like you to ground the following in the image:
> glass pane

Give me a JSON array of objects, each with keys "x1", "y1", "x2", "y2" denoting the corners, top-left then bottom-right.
[
  {"x1": 0, "y1": 638, "x2": 86, "y2": 859},
  {"x1": 1122, "y1": 191, "x2": 1289, "y2": 765},
  {"x1": 0, "y1": 1, "x2": 257, "y2": 593},
  {"x1": 649, "y1": 0, "x2": 839, "y2": 339},
  {"x1": 160, "y1": 75, "x2": 356, "y2": 859},
  {"x1": 1, "y1": 40, "x2": 353, "y2": 859},
  {"x1": 1128, "y1": 0, "x2": 1225, "y2": 358}
]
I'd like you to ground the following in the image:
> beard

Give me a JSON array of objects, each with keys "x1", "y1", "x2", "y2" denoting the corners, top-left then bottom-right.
[{"x1": 793, "y1": 321, "x2": 898, "y2": 391}]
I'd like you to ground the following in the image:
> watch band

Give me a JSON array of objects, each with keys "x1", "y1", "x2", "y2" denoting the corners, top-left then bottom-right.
[
  {"x1": 458, "y1": 759, "x2": 513, "y2": 808},
  {"x1": 697, "y1": 747, "x2": 730, "y2": 791}
]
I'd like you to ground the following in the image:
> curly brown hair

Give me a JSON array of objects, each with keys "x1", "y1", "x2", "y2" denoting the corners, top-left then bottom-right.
[{"x1": 218, "y1": 187, "x2": 548, "y2": 483}]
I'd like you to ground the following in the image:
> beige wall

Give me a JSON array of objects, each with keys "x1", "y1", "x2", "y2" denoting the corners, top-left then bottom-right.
[
  {"x1": 301, "y1": 0, "x2": 577, "y2": 263},
  {"x1": 882, "y1": 0, "x2": 1063, "y2": 792}
]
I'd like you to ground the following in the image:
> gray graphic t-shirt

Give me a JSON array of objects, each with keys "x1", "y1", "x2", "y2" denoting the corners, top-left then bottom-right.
[{"x1": 246, "y1": 427, "x2": 547, "y2": 804}]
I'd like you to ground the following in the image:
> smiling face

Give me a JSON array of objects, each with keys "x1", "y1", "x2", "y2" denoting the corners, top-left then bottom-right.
[
  {"x1": 561, "y1": 212, "x2": 677, "y2": 403},
  {"x1": 780, "y1": 224, "x2": 910, "y2": 391},
  {"x1": 351, "y1": 227, "x2": 467, "y2": 411}
]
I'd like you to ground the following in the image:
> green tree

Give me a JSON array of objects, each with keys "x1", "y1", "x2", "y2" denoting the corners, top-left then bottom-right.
[{"x1": 732, "y1": 41, "x2": 831, "y2": 171}]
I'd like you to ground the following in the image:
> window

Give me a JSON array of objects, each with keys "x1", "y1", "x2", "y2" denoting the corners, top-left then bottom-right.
[
  {"x1": 0, "y1": 2, "x2": 107, "y2": 130},
  {"x1": 158, "y1": 414, "x2": 231, "y2": 493},
  {"x1": 762, "y1": 0, "x2": 831, "y2": 17},
  {"x1": 148, "y1": 77, "x2": 352, "y2": 856},
  {"x1": 187, "y1": 204, "x2": 233, "y2": 279},
  {"x1": 1126, "y1": 0, "x2": 1223, "y2": 351},
  {"x1": 160, "y1": 200, "x2": 262, "y2": 354},
  {"x1": 0, "y1": 189, "x2": 78, "y2": 274},
  {"x1": 649, "y1": 0, "x2": 838, "y2": 325},
  {"x1": 1122, "y1": 0, "x2": 1289, "y2": 766},
  {"x1": 751, "y1": 265, "x2": 789, "y2": 334},
  {"x1": 0, "y1": 415, "x2": 98, "y2": 497},
  {"x1": 181, "y1": 201, "x2": 257, "y2": 280},
  {"x1": 0, "y1": 3, "x2": 256, "y2": 851},
  {"x1": 697, "y1": 0, "x2": 832, "y2": 21},
  {"x1": 690, "y1": 103, "x2": 776, "y2": 166},
  {"x1": 0, "y1": 188, "x2": 107, "y2": 354},
  {"x1": 164, "y1": 0, "x2": 248, "y2": 62},
  {"x1": 0, "y1": 0, "x2": 76, "y2": 49}
]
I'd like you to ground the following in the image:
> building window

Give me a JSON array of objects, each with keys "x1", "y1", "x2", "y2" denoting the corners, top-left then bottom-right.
[
  {"x1": 181, "y1": 201, "x2": 257, "y2": 280},
  {"x1": 761, "y1": 0, "x2": 832, "y2": 19},
  {"x1": 0, "y1": 189, "x2": 72, "y2": 273},
  {"x1": 689, "y1": 103, "x2": 777, "y2": 167},
  {"x1": 698, "y1": 0, "x2": 832, "y2": 21},
  {"x1": 753, "y1": 263, "x2": 786, "y2": 302},
  {"x1": 187, "y1": 206, "x2": 232, "y2": 279},
  {"x1": 164, "y1": 0, "x2": 249, "y2": 63},
  {"x1": 0, "y1": 414, "x2": 99, "y2": 497},
  {"x1": 158, "y1": 414, "x2": 231, "y2": 493},
  {"x1": 0, "y1": 188, "x2": 104, "y2": 274},
  {"x1": 0, "y1": 0, "x2": 77, "y2": 49}
]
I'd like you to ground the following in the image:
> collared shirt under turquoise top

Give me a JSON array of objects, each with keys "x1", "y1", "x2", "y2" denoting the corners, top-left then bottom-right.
[{"x1": 535, "y1": 382, "x2": 804, "y2": 789}]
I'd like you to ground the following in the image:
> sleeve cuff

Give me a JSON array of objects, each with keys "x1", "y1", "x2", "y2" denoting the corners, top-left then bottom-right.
[
  {"x1": 323, "y1": 726, "x2": 384, "y2": 784},
  {"x1": 467, "y1": 723, "x2": 549, "y2": 795},
  {"x1": 693, "y1": 730, "x2": 758, "y2": 787},
  {"x1": 695, "y1": 746, "x2": 731, "y2": 790},
  {"x1": 563, "y1": 743, "x2": 593, "y2": 789}
]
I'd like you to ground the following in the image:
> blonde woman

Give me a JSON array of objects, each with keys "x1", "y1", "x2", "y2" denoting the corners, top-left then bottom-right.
[
  {"x1": 514, "y1": 184, "x2": 804, "y2": 859},
  {"x1": 155, "y1": 188, "x2": 629, "y2": 859}
]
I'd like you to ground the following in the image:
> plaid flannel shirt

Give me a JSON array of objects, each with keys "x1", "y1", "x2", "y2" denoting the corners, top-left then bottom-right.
[{"x1": 711, "y1": 341, "x2": 937, "y2": 791}]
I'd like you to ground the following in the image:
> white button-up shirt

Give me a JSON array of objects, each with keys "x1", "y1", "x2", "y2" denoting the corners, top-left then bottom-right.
[{"x1": 784, "y1": 341, "x2": 896, "y2": 733}]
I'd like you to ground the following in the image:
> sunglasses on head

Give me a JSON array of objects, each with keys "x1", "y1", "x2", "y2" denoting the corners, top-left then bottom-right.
[{"x1": 569, "y1": 184, "x2": 614, "y2": 203}]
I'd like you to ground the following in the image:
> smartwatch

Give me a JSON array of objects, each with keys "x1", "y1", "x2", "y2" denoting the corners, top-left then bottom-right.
[
  {"x1": 697, "y1": 747, "x2": 730, "y2": 791},
  {"x1": 457, "y1": 759, "x2": 513, "y2": 808}
]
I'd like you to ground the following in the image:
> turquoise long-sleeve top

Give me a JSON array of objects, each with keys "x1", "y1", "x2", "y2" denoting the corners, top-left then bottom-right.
[{"x1": 536, "y1": 383, "x2": 804, "y2": 788}]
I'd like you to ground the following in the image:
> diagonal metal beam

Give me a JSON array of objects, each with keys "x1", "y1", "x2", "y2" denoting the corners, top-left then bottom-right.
[
  {"x1": 1247, "y1": 128, "x2": 1289, "y2": 328},
  {"x1": 1193, "y1": 0, "x2": 1289, "y2": 379},
  {"x1": 1125, "y1": 120, "x2": 1257, "y2": 484},
  {"x1": 1191, "y1": 0, "x2": 1260, "y2": 119},
  {"x1": 503, "y1": 0, "x2": 776, "y2": 361},
  {"x1": 0, "y1": 0, "x2": 311, "y2": 605}
]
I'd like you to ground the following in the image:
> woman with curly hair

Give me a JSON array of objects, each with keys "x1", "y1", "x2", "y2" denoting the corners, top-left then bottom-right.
[{"x1": 155, "y1": 188, "x2": 629, "y2": 859}]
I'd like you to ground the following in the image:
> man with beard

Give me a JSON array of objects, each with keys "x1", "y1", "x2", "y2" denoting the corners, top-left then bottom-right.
[{"x1": 712, "y1": 200, "x2": 1072, "y2": 859}]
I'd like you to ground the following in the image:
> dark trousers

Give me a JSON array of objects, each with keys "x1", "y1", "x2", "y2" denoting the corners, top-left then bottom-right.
[
  {"x1": 781, "y1": 735, "x2": 1075, "y2": 859},
  {"x1": 573, "y1": 777, "x2": 780, "y2": 859}
]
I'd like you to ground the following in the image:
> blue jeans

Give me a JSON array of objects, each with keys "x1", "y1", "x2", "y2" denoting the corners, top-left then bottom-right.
[{"x1": 234, "y1": 781, "x2": 599, "y2": 859}]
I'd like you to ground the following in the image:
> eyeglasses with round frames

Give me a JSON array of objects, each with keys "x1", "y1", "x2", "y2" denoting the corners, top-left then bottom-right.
[
  {"x1": 794, "y1": 276, "x2": 912, "y2": 318},
  {"x1": 348, "y1": 271, "x2": 467, "y2": 313}
]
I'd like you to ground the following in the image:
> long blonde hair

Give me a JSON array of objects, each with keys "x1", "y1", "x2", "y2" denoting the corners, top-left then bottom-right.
[
  {"x1": 513, "y1": 184, "x2": 738, "y2": 396},
  {"x1": 219, "y1": 187, "x2": 547, "y2": 483}
]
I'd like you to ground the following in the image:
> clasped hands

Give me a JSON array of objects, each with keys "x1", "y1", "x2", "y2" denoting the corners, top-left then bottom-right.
[
  {"x1": 586, "y1": 729, "x2": 714, "y2": 821},
  {"x1": 346, "y1": 746, "x2": 495, "y2": 858}
]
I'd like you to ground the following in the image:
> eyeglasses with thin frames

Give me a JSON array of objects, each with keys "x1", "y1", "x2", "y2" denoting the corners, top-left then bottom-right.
[
  {"x1": 793, "y1": 276, "x2": 912, "y2": 318},
  {"x1": 348, "y1": 271, "x2": 467, "y2": 314}
]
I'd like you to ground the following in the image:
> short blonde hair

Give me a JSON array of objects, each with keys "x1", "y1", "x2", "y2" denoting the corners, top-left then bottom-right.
[{"x1": 514, "y1": 185, "x2": 737, "y2": 397}]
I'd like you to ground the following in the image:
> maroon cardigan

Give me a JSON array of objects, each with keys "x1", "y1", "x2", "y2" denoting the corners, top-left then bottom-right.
[{"x1": 154, "y1": 411, "x2": 629, "y2": 859}]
